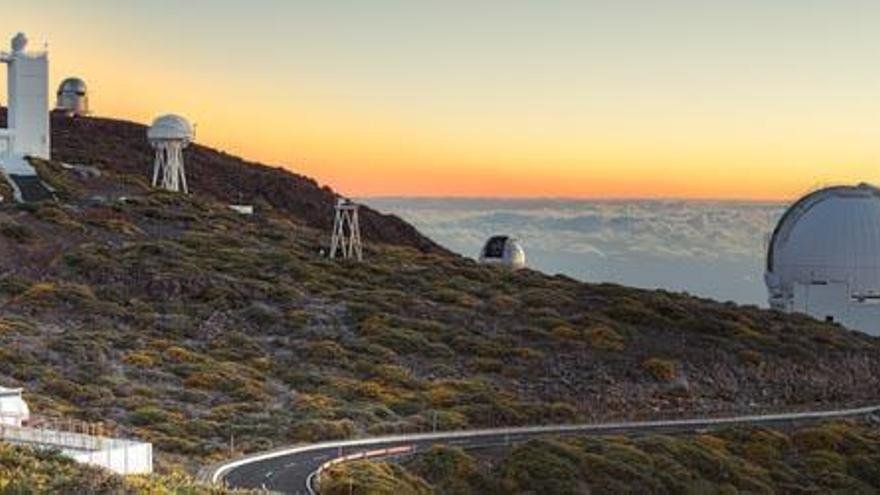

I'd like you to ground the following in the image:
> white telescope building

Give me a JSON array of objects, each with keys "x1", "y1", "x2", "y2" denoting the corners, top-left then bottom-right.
[
  {"x1": 765, "y1": 183, "x2": 880, "y2": 335},
  {"x1": 0, "y1": 386, "x2": 29, "y2": 427},
  {"x1": 0, "y1": 33, "x2": 49, "y2": 175}
]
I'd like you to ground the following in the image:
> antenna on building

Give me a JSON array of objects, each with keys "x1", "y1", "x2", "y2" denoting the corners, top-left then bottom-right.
[
  {"x1": 147, "y1": 114, "x2": 193, "y2": 193},
  {"x1": 330, "y1": 198, "x2": 363, "y2": 261}
]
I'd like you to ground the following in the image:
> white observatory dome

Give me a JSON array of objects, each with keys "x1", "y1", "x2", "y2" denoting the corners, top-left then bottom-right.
[
  {"x1": 479, "y1": 235, "x2": 526, "y2": 270},
  {"x1": 147, "y1": 114, "x2": 193, "y2": 144},
  {"x1": 0, "y1": 387, "x2": 29, "y2": 427},
  {"x1": 765, "y1": 183, "x2": 880, "y2": 335},
  {"x1": 56, "y1": 77, "x2": 89, "y2": 116}
]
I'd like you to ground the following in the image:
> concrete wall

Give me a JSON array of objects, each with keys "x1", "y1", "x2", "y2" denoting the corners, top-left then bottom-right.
[{"x1": 68, "y1": 439, "x2": 153, "y2": 475}]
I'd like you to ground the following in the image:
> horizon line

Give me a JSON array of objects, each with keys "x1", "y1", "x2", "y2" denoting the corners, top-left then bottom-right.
[{"x1": 358, "y1": 194, "x2": 791, "y2": 204}]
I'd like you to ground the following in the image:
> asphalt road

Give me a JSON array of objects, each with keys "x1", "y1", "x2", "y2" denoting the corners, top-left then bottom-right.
[
  {"x1": 214, "y1": 405, "x2": 880, "y2": 494},
  {"x1": 223, "y1": 431, "x2": 595, "y2": 494}
]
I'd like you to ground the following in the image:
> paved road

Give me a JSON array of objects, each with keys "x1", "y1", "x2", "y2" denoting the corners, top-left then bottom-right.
[{"x1": 210, "y1": 405, "x2": 880, "y2": 494}]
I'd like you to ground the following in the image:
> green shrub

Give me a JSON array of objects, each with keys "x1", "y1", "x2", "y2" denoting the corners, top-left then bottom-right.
[
  {"x1": 588, "y1": 325, "x2": 625, "y2": 351},
  {"x1": 642, "y1": 358, "x2": 678, "y2": 382}
]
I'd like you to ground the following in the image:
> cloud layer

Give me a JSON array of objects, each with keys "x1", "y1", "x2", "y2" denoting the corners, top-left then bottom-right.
[{"x1": 366, "y1": 198, "x2": 786, "y2": 306}]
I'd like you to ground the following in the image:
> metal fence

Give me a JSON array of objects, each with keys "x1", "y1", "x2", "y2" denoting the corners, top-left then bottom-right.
[{"x1": 0, "y1": 423, "x2": 153, "y2": 475}]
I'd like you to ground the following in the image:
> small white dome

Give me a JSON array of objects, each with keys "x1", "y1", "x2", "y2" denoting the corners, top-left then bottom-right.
[
  {"x1": 766, "y1": 183, "x2": 880, "y2": 334},
  {"x1": 58, "y1": 77, "x2": 87, "y2": 95},
  {"x1": 147, "y1": 114, "x2": 193, "y2": 143},
  {"x1": 0, "y1": 387, "x2": 29, "y2": 427},
  {"x1": 56, "y1": 78, "x2": 89, "y2": 116},
  {"x1": 479, "y1": 235, "x2": 526, "y2": 270}
]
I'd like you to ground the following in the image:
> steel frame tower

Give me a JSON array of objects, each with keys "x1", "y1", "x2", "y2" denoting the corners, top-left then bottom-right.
[
  {"x1": 151, "y1": 141, "x2": 188, "y2": 193},
  {"x1": 330, "y1": 199, "x2": 363, "y2": 261}
]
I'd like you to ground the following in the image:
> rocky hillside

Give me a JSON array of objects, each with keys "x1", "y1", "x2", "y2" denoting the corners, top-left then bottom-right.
[
  {"x1": 0, "y1": 108, "x2": 442, "y2": 253},
  {"x1": 0, "y1": 154, "x2": 875, "y2": 478},
  {"x1": 0, "y1": 112, "x2": 875, "y2": 480}
]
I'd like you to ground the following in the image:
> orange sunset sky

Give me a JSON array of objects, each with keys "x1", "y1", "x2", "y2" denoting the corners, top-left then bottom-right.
[{"x1": 6, "y1": 1, "x2": 880, "y2": 200}]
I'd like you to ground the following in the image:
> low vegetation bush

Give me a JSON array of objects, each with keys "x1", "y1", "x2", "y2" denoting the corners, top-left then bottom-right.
[
  {"x1": 0, "y1": 170, "x2": 876, "y2": 481},
  {"x1": 0, "y1": 441, "x2": 255, "y2": 494},
  {"x1": 642, "y1": 357, "x2": 678, "y2": 382},
  {"x1": 322, "y1": 421, "x2": 880, "y2": 494}
]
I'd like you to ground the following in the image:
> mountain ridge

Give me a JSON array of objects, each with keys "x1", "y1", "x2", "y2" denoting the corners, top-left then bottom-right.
[{"x1": 0, "y1": 108, "x2": 443, "y2": 254}]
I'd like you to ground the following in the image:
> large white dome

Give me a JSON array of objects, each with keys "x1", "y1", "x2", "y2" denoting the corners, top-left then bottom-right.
[{"x1": 766, "y1": 183, "x2": 880, "y2": 335}]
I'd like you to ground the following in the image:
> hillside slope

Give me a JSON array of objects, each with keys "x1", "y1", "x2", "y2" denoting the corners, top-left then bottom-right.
[
  {"x1": 0, "y1": 108, "x2": 442, "y2": 253},
  {"x1": 323, "y1": 420, "x2": 880, "y2": 494},
  {"x1": 0, "y1": 156, "x2": 875, "y2": 477},
  {"x1": 0, "y1": 113, "x2": 880, "y2": 480}
]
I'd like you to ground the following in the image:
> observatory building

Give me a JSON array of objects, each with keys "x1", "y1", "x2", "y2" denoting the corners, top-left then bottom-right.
[
  {"x1": 0, "y1": 386, "x2": 29, "y2": 427},
  {"x1": 479, "y1": 235, "x2": 526, "y2": 270},
  {"x1": 148, "y1": 114, "x2": 193, "y2": 193},
  {"x1": 56, "y1": 77, "x2": 89, "y2": 116},
  {"x1": 0, "y1": 33, "x2": 50, "y2": 177},
  {"x1": 765, "y1": 184, "x2": 880, "y2": 336}
]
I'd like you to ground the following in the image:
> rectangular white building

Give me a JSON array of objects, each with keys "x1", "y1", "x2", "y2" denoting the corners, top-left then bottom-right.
[{"x1": 0, "y1": 32, "x2": 49, "y2": 176}]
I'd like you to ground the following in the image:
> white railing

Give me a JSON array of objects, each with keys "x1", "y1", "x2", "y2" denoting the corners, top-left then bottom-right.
[
  {"x1": 0, "y1": 423, "x2": 104, "y2": 451},
  {"x1": 310, "y1": 446, "x2": 414, "y2": 494},
  {"x1": 0, "y1": 423, "x2": 153, "y2": 475}
]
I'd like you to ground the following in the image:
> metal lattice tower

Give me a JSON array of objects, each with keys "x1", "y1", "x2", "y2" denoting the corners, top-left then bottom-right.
[
  {"x1": 151, "y1": 141, "x2": 188, "y2": 192},
  {"x1": 330, "y1": 199, "x2": 363, "y2": 261}
]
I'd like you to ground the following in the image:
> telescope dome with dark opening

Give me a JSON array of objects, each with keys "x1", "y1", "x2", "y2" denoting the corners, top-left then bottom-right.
[{"x1": 479, "y1": 235, "x2": 526, "y2": 270}]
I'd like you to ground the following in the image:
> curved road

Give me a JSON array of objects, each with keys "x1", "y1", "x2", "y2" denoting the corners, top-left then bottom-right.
[{"x1": 207, "y1": 405, "x2": 880, "y2": 494}]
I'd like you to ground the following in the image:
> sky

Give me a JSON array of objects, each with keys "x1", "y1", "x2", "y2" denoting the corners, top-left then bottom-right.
[{"x1": 5, "y1": 1, "x2": 880, "y2": 200}]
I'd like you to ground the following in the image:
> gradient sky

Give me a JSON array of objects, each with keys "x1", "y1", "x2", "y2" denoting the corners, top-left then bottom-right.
[{"x1": 5, "y1": 1, "x2": 880, "y2": 199}]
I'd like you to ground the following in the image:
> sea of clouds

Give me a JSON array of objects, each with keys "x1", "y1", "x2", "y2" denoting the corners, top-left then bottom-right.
[{"x1": 365, "y1": 198, "x2": 788, "y2": 307}]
